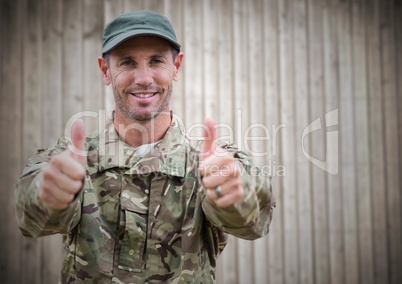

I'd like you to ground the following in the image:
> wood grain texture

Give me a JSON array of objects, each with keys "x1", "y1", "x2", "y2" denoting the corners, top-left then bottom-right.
[
  {"x1": 337, "y1": 1, "x2": 359, "y2": 283},
  {"x1": 0, "y1": 0, "x2": 23, "y2": 283},
  {"x1": 380, "y1": 0, "x2": 402, "y2": 283},
  {"x1": 351, "y1": 0, "x2": 374, "y2": 283},
  {"x1": 40, "y1": 0, "x2": 65, "y2": 283},
  {"x1": 21, "y1": 0, "x2": 42, "y2": 282},
  {"x1": 366, "y1": 0, "x2": 389, "y2": 283}
]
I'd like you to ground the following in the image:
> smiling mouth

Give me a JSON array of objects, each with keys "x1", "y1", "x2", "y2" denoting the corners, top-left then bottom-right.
[{"x1": 132, "y1": 93, "x2": 156, "y2": 98}]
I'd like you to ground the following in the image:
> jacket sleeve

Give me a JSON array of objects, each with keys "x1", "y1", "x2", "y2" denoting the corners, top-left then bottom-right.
[
  {"x1": 14, "y1": 137, "x2": 83, "y2": 238},
  {"x1": 201, "y1": 145, "x2": 275, "y2": 240}
]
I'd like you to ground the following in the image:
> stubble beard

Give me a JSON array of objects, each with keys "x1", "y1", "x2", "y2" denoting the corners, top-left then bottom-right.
[{"x1": 113, "y1": 84, "x2": 173, "y2": 123}]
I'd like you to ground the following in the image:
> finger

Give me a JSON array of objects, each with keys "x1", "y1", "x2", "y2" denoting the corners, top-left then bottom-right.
[
  {"x1": 201, "y1": 118, "x2": 216, "y2": 159},
  {"x1": 40, "y1": 180, "x2": 75, "y2": 209},
  {"x1": 205, "y1": 181, "x2": 244, "y2": 208},
  {"x1": 199, "y1": 154, "x2": 237, "y2": 178},
  {"x1": 213, "y1": 187, "x2": 244, "y2": 208},
  {"x1": 205, "y1": 177, "x2": 243, "y2": 200},
  {"x1": 43, "y1": 164, "x2": 83, "y2": 194},
  {"x1": 70, "y1": 118, "x2": 86, "y2": 164},
  {"x1": 41, "y1": 179, "x2": 76, "y2": 204},
  {"x1": 39, "y1": 193, "x2": 67, "y2": 210},
  {"x1": 50, "y1": 152, "x2": 86, "y2": 180},
  {"x1": 202, "y1": 161, "x2": 239, "y2": 188}
]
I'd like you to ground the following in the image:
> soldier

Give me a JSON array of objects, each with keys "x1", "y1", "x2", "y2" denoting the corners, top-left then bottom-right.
[{"x1": 15, "y1": 10, "x2": 274, "y2": 283}]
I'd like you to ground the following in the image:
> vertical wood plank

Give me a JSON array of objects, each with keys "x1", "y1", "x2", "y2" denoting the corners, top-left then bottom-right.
[
  {"x1": 263, "y1": 0, "x2": 284, "y2": 283},
  {"x1": 337, "y1": 0, "x2": 359, "y2": 283},
  {"x1": 246, "y1": 0, "x2": 270, "y2": 283},
  {"x1": 104, "y1": 0, "x2": 124, "y2": 18},
  {"x1": 380, "y1": 0, "x2": 402, "y2": 283},
  {"x1": 214, "y1": 1, "x2": 236, "y2": 282},
  {"x1": 366, "y1": 0, "x2": 389, "y2": 283},
  {"x1": 165, "y1": 0, "x2": 184, "y2": 117},
  {"x1": 231, "y1": 0, "x2": 249, "y2": 151},
  {"x1": 278, "y1": 0, "x2": 299, "y2": 283},
  {"x1": 42, "y1": 0, "x2": 63, "y2": 144},
  {"x1": 308, "y1": 0, "x2": 332, "y2": 283},
  {"x1": 351, "y1": 0, "x2": 374, "y2": 283},
  {"x1": 41, "y1": 0, "x2": 64, "y2": 282},
  {"x1": 56, "y1": 5, "x2": 84, "y2": 283},
  {"x1": 182, "y1": 0, "x2": 203, "y2": 136},
  {"x1": 124, "y1": 0, "x2": 144, "y2": 11},
  {"x1": 396, "y1": 4, "x2": 402, "y2": 284},
  {"x1": 0, "y1": 7, "x2": 3, "y2": 278},
  {"x1": 83, "y1": 0, "x2": 104, "y2": 133},
  {"x1": 62, "y1": 0, "x2": 84, "y2": 125},
  {"x1": 246, "y1": 0, "x2": 264, "y2": 165},
  {"x1": 215, "y1": 0, "x2": 234, "y2": 132},
  {"x1": 293, "y1": 0, "x2": 314, "y2": 283},
  {"x1": 0, "y1": 0, "x2": 23, "y2": 283},
  {"x1": 21, "y1": 0, "x2": 43, "y2": 283},
  {"x1": 202, "y1": 0, "x2": 218, "y2": 119},
  {"x1": 324, "y1": 0, "x2": 346, "y2": 283},
  {"x1": 232, "y1": 0, "x2": 253, "y2": 283},
  {"x1": 103, "y1": 0, "x2": 124, "y2": 116},
  {"x1": 142, "y1": 0, "x2": 164, "y2": 14}
]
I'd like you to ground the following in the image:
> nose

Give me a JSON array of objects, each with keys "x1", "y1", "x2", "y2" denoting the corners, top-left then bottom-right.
[{"x1": 134, "y1": 64, "x2": 153, "y2": 87}]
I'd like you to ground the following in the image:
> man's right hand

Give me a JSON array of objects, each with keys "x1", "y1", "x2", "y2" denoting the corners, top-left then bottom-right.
[{"x1": 39, "y1": 119, "x2": 86, "y2": 209}]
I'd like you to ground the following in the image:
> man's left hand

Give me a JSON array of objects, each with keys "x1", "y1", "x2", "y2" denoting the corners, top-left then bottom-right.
[{"x1": 199, "y1": 118, "x2": 245, "y2": 207}]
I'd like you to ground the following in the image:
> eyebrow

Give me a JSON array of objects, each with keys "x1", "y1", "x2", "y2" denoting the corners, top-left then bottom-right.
[{"x1": 115, "y1": 51, "x2": 169, "y2": 60}]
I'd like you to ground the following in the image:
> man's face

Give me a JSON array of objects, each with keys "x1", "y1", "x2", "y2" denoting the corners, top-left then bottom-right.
[{"x1": 99, "y1": 36, "x2": 183, "y2": 122}]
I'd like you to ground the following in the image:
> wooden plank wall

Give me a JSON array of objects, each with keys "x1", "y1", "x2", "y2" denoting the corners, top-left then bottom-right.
[{"x1": 0, "y1": 0, "x2": 401, "y2": 283}]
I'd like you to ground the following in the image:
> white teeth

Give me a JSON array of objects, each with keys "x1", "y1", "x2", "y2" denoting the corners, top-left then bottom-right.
[{"x1": 134, "y1": 93, "x2": 154, "y2": 98}]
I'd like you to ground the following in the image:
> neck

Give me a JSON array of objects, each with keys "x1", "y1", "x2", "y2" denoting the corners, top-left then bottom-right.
[{"x1": 113, "y1": 110, "x2": 172, "y2": 148}]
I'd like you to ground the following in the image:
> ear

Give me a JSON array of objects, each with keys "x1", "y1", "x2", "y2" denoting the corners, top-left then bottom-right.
[
  {"x1": 173, "y1": 52, "x2": 184, "y2": 82},
  {"x1": 98, "y1": 56, "x2": 111, "y2": 85}
]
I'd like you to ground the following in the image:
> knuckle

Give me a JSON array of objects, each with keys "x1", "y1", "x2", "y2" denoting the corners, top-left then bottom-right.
[
  {"x1": 65, "y1": 193, "x2": 75, "y2": 204},
  {"x1": 50, "y1": 153, "x2": 63, "y2": 166},
  {"x1": 66, "y1": 166, "x2": 84, "y2": 181},
  {"x1": 79, "y1": 167, "x2": 86, "y2": 178},
  {"x1": 42, "y1": 166, "x2": 54, "y2": 180},
  {"x1": 71, "y1": 180, "x2": 83, "y2": 193},
  {"x1": 74, "y1": 165, "x2": 86, "y2": 180},
  {"x1": 201, "y1": 176, "x2": 212, "y2": 189},
  {"x1": 206, "y1": 189, "x2": 215, "y2": 200}
]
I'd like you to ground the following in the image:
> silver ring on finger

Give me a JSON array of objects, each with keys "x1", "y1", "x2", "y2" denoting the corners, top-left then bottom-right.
[{"x1": 214, "y1": 185, "x2": 223, "y2": 198}]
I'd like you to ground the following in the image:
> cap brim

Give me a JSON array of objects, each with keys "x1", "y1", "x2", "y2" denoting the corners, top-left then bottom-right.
[{"x1": 102, "y1": 29, "x2": 181, "y2": 54}]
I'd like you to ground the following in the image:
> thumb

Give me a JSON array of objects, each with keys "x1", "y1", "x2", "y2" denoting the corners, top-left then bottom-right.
[
  {"x1": 70, "y1": 118, "x2": 86, "y2": 164},
  {"x1": 201, "y1": 118, "x2": 216, "y2": 159}
]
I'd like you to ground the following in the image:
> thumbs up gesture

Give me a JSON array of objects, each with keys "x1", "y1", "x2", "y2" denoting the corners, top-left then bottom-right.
[
  {"x1": 199, "y1": 118, "x2": 245, "y2": 207},
  {"x1": 39, "y1": 119, "x2": 86, "y2": 209}
]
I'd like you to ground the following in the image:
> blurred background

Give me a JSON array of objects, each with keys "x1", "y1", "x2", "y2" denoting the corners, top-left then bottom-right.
[{"x1": 0, "y1": 0, "x2": 401, "y2": 283}]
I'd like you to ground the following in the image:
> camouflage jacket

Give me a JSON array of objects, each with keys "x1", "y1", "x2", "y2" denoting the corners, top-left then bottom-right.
[{"x1": 15, "y1": 114, "x2": 274, "y2": 283}]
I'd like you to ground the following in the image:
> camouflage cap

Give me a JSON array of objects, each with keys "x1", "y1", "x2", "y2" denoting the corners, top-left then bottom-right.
[{"x1": 102, "y1": 10, "x2": 181, "y2": 54}]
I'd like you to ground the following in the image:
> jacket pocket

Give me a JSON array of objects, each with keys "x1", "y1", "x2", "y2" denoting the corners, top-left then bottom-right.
[{"x1": 118, "y1": 190, "x2": 148, "y2": 272}]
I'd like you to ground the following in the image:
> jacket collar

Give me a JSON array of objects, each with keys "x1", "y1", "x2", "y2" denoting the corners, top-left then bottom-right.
[{"x1": 91, "y1": 112, "x2": 187, "y2": 178}]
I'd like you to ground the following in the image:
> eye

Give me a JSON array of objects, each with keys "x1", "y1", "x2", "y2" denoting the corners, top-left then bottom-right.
[
  {"x1": 120, "y1": 59, "x2": 135, "y2": 66},
  {"x1": 150, "y1": 58, "x2": 164, "y2": 65}
]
